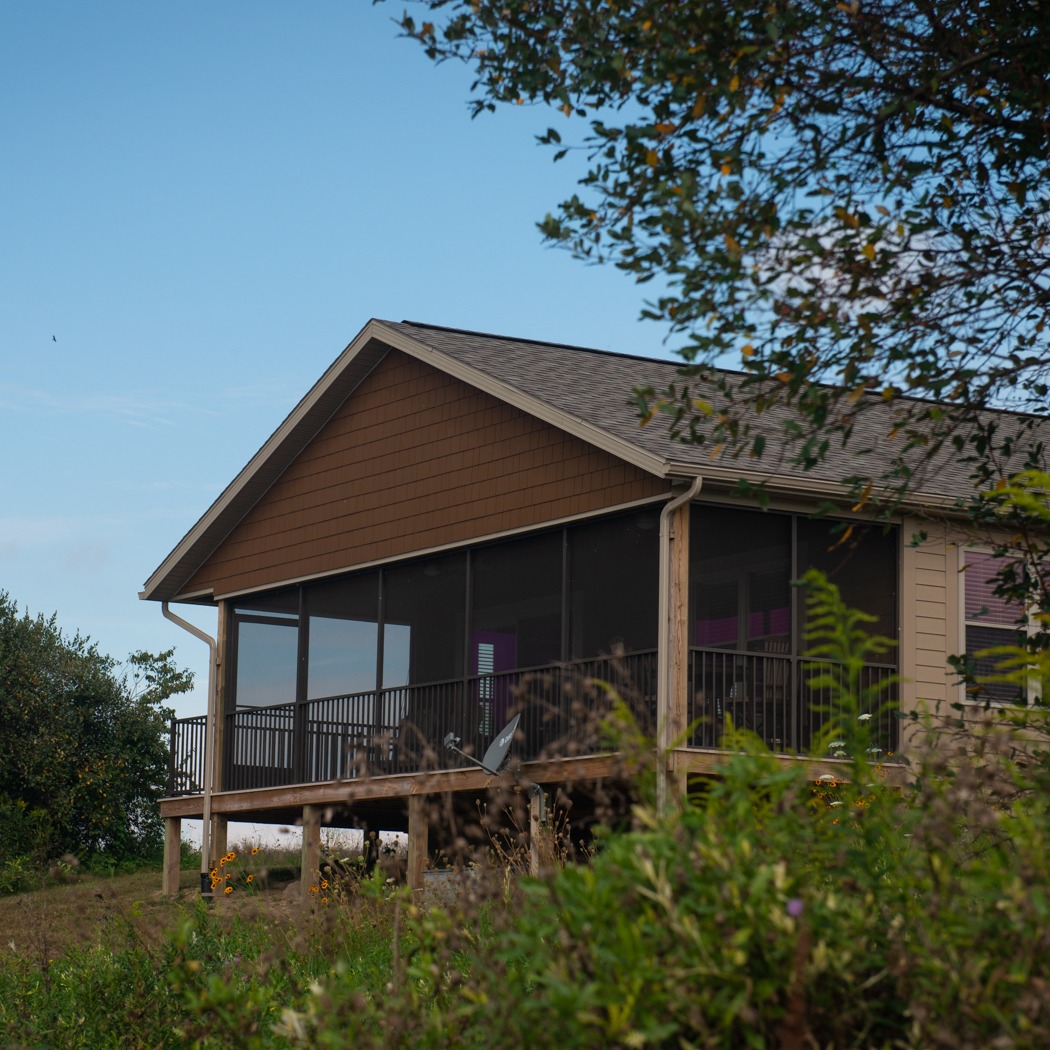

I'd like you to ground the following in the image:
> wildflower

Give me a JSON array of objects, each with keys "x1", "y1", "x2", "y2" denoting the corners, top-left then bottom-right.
[
  {"x1": 321, "y1": 897, "x2": 329, "y2": 905},
  {"x1": 786, "y1": 898, "x2": 804, "y2": 918},
  {"x1": 321, "y1": 879, "x2": 329, "y2": 890},
  {"x1": 224, "y1": 886, "x2": 233, "y2": 895},
  {"x1": 246, "y1": 874, "x2": 254, "y2": 884},
  {"x1": 251, "y1": 847, "x2": 260, "y2": 855},
  {"x1": 858, "y1": 712, "x2": 872, "y2": 722},
  {"x1": 309, "y1": 885, "x2": 319, "y2": 895}
]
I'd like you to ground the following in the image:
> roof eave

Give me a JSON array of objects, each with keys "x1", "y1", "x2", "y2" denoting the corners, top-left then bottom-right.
[
  {"x1": 140, "y1": 321, "x2": 395, "y2": 602},
  {"x1": 665, "y1": 459, "x2": 963, "y2": 512},
  {"x1": 141, "y1": 318, "x2": 674, "y2": 604}
]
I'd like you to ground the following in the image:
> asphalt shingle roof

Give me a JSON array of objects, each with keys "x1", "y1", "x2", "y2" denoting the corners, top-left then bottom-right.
[
  {"x1": 142, "y1": 316, "x2": 1047, "y2": 601},
  {"x1": 385, "y1": 320, "x2": 1043, "y2": 502}
]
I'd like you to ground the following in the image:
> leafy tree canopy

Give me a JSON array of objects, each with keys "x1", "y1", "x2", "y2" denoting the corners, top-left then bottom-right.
[
  {"x1": 393, "y1": 0, "x2": 1049, "y2": 504},
  {"x1": 0, "y1": 593, "x2": 193, "y2": 866}
]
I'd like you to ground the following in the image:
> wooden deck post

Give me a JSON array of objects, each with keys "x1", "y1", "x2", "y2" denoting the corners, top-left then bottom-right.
[
  {"x1": 301, "y1": 805, "x2": 321, "y2": 901},
  {"x1": 212, "y1": 815, "x2": 229, "y2": 866},
  {"x1": 529, "y1": 790, "x2": 544, "y2": 877},
  {"x1": 162, "y1": 816, "x2": 182, "y2": 896},
  {"x1": 407, "y1": 794, "x2": 427, "y2": 893}
]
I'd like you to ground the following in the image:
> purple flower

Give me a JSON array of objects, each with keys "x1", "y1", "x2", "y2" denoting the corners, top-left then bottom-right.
[{"x1": 787, "y1": 898, "x2": 804, "y2": 918}]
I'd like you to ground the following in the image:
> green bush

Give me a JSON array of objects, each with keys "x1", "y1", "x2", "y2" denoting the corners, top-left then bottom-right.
[{"x1": 275, "y1": 574, "x2": 1050, "y2": 1048}]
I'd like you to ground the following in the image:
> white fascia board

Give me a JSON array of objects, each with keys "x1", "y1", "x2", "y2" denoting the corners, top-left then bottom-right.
[{"x1": 665, "y1": 458, "x2": 963, "y2": 513}]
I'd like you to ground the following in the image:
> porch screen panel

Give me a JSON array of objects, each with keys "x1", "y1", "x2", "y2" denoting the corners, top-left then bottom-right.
[
  {"x1": 304, "y1": 571, "x2": 380, "y2": 699},
  {"x1": 689, "y1": 507, "x2": 791, "y2": 652},
  {"x1": 383, "y1": 552, "x2": 467, "y2": 686},
  {"x1": 472, "y1": 532, "x2": 562, "y2": 670},
  {"x1": 232, "y1": 590, "x2": 299, "y2": 708},
  {"x1": 471, "y1": 532, "x2": 562, "y2": 741},
  {"x1": 797, "y1": 520, "x2": 898, "y2": 660},
  {"x1": 569, "y1": 508, "x2": 659, "y2": 658}
]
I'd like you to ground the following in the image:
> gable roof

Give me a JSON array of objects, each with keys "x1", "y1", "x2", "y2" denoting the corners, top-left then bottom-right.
[{"x1": 141, "y1": 317, "x2": 1038, "y2": 603}]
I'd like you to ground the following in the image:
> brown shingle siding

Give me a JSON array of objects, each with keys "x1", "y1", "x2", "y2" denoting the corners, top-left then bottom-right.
[{"x1": 184, "y1": 351, "x2": 667, "y2": 596}]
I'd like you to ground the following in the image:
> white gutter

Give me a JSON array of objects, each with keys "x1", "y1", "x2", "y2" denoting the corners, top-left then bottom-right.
[
  {"x1": 656, "y1": 476, "x2": 704, "y2": 811},
  {"x1": 163, "y1": 602, "x2": 217, "y2": 896}
]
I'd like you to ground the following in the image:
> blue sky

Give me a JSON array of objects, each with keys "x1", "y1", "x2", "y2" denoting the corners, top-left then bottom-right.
[{"x1": 1, "y1": 2, "x2": 679, "y2": 721}]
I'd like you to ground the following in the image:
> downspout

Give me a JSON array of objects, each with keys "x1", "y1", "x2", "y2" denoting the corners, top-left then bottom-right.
[
  {"x1": 163, "y1": 602, "x2": 217, "y2": 896},
  {"x1": 656, "y1": 475, "x2": 704, "y2": 811}
]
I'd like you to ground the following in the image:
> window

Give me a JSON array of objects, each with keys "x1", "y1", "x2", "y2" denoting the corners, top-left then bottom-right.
[{"x1": 961, "y1": 550, "x2": 1030, "y2": 704}]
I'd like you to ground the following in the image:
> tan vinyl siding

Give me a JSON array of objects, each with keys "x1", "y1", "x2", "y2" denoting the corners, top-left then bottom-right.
[
  {"x1": 184, "y1": 351, "x2": 667, "y2": 596},
  {"x1": 900, "y1": 519, "x2": 956, "y2": 723}
]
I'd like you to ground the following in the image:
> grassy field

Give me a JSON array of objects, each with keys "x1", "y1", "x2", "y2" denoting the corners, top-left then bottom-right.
[
  {"x1": 0, "y1": 861, "x2": 309, "y2": 964},
  {"x1": 0, "y1": 853, "x2": 398, "y2": 1049}
]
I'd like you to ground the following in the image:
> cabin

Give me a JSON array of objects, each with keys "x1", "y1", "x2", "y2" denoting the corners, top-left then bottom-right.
[{"x1": 142, "y1": 319, "x2": 1035, "y2": 895}]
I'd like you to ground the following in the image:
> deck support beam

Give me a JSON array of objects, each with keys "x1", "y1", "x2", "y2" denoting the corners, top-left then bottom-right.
[
  {"x1": 407, "y1": 794, "x2": 428, "y2": 892},
  {"x1": 163, "y1": 816, "x2": 182, "y2": 895}
]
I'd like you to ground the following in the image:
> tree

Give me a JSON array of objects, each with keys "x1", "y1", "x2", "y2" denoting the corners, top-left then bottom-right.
[
  {"x1": 388, "y1": 0, "x2": 1050, "y2": 665},
  {"x1": 0, "y1": 593, "x2": 193, "y2": 867},
  {"x1": 392, "y1": 0, "x2": 1048, "y2": 500}
]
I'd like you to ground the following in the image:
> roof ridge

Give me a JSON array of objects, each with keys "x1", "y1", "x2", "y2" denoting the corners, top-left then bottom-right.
[
  {"x1": 392, "y1": 318, "x2": 683, "y2": 368},
  {"x1": 393, "y1": 319, "x2": 1046, "y2": 423}
]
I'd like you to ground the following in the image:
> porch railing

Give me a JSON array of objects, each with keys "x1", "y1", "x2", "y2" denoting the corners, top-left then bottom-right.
[
  {"x1": 168, "y1": 714, "x2": 207, "y2": 796},
  {"x1": 165, "y1": 647, "x2": 896, "y2": 796},
  {"x1": 686, "y1": 647, "x2": 898, "y2": 756}
]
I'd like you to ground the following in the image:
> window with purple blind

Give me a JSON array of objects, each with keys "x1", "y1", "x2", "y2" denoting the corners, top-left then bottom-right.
[{"x1": 962, "y1": 551, "x2": 1026, "y2": 704}]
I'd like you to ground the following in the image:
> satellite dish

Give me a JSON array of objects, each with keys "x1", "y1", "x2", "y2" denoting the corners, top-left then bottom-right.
[
  {"x1": 480, "y1": 713, "x2": 521, "y2": 774},
  {"x1": 444, "y1": 713, "x2": 521, "y2": 776}
]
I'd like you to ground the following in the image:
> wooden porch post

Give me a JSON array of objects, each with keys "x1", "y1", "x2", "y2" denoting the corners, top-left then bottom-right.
[
  {"x1": 213, "y1": 599, "x2": 228, "y2": 793},
  {"x1": 407, "y1": 794, "x2": 428, "y2": 893},
  {"x1": 301, "y1": 805, "x2": 321, "y2": 901},
  {"x1": 162, "y1": 816, "x2": 182, "y2": 896},
  {"x1": 666, "y1": 498, "x2": 691, "y2": 801},
  {"x1": 657, "y1": 481, "x2": 699, "y2": 810}
]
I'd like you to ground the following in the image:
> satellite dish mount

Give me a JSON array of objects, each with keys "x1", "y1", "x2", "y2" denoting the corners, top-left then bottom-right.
[{"x1": 443, "y1": 712, "x2": 521, "y2": 776}]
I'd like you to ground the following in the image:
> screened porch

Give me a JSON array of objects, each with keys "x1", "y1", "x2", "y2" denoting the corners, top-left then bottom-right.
[{"x1": 166, "y1": 503, "x2": 900, "y2": 797}]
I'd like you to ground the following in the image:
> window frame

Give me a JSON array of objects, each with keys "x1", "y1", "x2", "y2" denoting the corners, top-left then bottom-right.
[{"x1": 958, "y1": 546, "x2": 1041, "y2": 705}]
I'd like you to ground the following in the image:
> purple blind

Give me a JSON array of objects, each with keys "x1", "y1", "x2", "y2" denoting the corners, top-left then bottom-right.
[{"x1": 964, "y1": 552, "x2": 1020, "y2": 625}]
